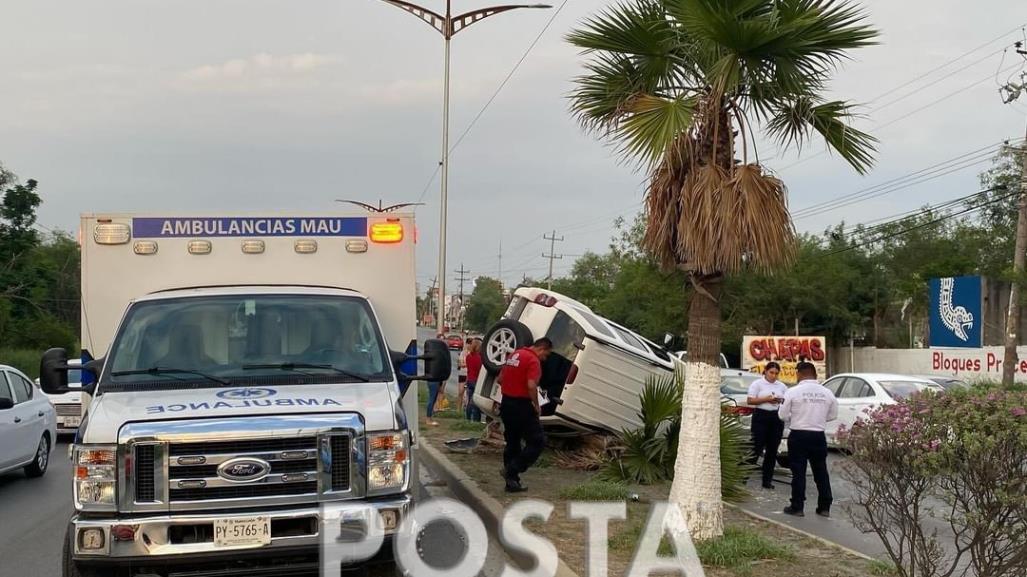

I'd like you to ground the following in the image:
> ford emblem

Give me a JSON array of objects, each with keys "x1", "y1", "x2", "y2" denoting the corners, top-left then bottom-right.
[{"x1": 217, "y1": 457, "x2": 271, "y2": 483}]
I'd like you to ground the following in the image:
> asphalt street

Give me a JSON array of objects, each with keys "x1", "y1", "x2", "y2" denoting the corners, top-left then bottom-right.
[{"x1": 0, "y1": 439, "x2": 507, "y2": 577}]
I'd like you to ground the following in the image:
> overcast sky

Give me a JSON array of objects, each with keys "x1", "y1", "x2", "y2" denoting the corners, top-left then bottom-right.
[{"x1": 2, "y1": 0, "x2": 1026, "y2": 293}]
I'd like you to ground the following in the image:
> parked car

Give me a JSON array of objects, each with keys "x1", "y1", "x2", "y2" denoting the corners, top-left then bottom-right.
[
  {"x1": 447, "y1": 334, "x2": 465, "y2": 350},
  {"x1": 720, "y1": 373, "x2": 761, "y2": 429},
  {"x1": 36, "y1": 359, "x2": 83, "y2": 434},
  {"x1": 474, "y1": 287, "x2": 677, "y2": 436},
  {"x1": 820, "y1": 373, "x2": 942, "y2": 446},
  {"x1": 0, "y1": 364, "x2": 57, "y2": 478},
  {"x1": 909, "y1": 374, "x2": 969, "y2": 391}
]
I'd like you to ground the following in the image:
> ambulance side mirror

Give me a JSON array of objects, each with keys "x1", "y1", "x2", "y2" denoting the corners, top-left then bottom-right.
[
  {"x1": 40, "y1": 348, "x2": 71, "y2": 395},
  {"x1": 393, "y1": 339, "x2": 452, "y2": 398}
]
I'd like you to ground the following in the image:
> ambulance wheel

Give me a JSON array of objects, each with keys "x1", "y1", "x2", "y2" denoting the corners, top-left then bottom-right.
[{"x1": 482, "y1": 320, "x2": 533, "y2": 373}]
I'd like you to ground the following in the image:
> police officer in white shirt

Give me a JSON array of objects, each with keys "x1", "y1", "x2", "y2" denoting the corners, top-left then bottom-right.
[
  {"x1": 778, "y1": 362, "x2": 838, "y2": 517},
  {"x1": 747, "y1": 362, "x2": 788, "y2": 489}
]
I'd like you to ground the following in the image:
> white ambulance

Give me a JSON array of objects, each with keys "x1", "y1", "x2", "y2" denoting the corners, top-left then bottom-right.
[{"x1": 40, "y1": 213, "x2": 450, "y2": 577}]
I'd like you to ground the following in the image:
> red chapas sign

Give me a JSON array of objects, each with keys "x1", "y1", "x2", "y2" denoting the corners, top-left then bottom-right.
[{"x1": 742, "y1": 336, "x2": 828, "y2": 384}]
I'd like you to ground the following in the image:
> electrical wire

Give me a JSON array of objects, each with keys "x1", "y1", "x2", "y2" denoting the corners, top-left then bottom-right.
[{"x1": 414, "y1": 0, "x2": 571, "y2": 204}]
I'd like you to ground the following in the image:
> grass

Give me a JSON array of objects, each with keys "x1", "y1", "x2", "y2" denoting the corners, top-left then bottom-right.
[
  {"x1": 867, "y1": 560, "x2": 898, "y2": 576},
  {"x1": 0, "y1": 348, "x2": 43, "y2": 378},
  {"x1": 609, "y1": 520, "x2": 675, "y2": 556},
  {"x1": 559, "y1": 480, "x2": 631, "y2": 501},
  {"x1": 448, "y1": 420, "x2": 487, "y2": 433},
  {"x1": 695, "y1": 527, "x2": 795, "y2": 573}
]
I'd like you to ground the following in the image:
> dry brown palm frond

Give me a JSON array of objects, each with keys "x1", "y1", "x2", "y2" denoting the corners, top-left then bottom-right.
[
  {"x1": 729, "y1": 164, "x2": 796, "y2": 274},
  {"x1": 645, "y1": 156, "x2": 795, "y2": 276}
]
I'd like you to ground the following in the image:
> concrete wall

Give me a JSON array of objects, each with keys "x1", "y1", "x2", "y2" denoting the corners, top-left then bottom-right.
[{"x1": 830, "y1": 345, "x2": 1027, "y2": 383}]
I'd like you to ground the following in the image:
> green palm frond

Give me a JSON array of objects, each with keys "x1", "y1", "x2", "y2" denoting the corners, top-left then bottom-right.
[
  {"x1": 638, "y1": 373, "x2": 684, "y2": 435},
  {"x1": 767, "y1": 97, "x2": 877, "y2": 174}
]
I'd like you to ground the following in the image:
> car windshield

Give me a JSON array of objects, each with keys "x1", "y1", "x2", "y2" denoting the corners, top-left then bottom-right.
[
  {"x1": 879, "y1": 381, "x2": 932, "y2": 400},
  {"x1": 105, "y1": 294, "x2": 391, "y2": 386}
]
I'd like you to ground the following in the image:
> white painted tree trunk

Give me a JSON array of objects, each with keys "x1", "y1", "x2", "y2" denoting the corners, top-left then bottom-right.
[{"x1": 669, "y1": 361, "x2": 723, "y2": 541}]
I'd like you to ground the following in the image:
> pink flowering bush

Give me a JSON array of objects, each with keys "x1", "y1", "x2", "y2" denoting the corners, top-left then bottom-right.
[{"x1": 840, "y1": 387, "x2": 1027, "y2": 577}]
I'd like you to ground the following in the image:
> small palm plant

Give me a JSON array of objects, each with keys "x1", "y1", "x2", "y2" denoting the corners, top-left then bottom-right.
[{"x1": 602, "y1": 373, "x2": 754, "y2": 503}]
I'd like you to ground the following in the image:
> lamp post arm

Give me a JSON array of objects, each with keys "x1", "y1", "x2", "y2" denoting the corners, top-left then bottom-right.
[
  {"x1": 451, "y1": 4, "x2": 551, "y2": 37},
  {"x1": 376, "y1": 0, "x2": 447, "y2": 35}
]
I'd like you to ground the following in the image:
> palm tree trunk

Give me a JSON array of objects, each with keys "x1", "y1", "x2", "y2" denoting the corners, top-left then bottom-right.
[{"x1": 669, "y1": 273, "x2": 724, "y2": 541}]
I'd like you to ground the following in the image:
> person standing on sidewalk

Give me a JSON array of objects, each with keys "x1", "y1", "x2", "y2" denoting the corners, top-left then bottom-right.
[
  {"x1": 747, "y1": 362, "x2": 788, "y2": 489},
  {"x1": 778, "y1": 361, "x2": 837, "y2": 518},
  {"x1": 496, "y1": 337, "x2": 553, "y2": 492},
  {"x1": 464, "y1": 338, "x2": 483, "y2": 422},
  {"x1": 455, "y1": 339, "x2": 470, "y2": 413}
]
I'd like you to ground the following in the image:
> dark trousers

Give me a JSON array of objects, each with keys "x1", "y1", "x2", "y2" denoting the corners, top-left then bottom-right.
[
  {"x1": 425, "y1": 382, "x2": 441, "y2": 418},
  {"x1": 750, "y1": 409, "x2": 784, "y2": 485},
  {"x1": 465, "y1": 385, "x2": 481, "y2": 421},
  {"x1": 788, "y1": 430, "x2": 833, "y2": 513},
  {"x1": 500, "y1": 397, "x2": 545, "y2": 480}
]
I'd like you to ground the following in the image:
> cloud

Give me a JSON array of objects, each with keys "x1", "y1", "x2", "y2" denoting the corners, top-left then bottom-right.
[{"x1": 181, "y1": 53, "x2": 340, "y2": 82}]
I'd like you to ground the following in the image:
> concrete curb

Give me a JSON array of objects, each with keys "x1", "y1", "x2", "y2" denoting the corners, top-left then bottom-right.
[
  {"x1": 725, "y1": 503, "x2": 876, "y2": 562},
  {"x1": 419, "y1": 440, "x2": 581, "y2": 577}
]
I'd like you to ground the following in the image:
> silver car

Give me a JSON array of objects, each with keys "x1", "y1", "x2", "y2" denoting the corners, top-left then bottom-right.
[{"x1": 0, "y1": 364, "x2": 58, "y2": 478}]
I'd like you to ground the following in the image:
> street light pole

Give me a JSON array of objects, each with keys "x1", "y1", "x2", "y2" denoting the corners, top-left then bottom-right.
[{"x1": 373, "y1": 0, "x2": 551, "y2": 335}]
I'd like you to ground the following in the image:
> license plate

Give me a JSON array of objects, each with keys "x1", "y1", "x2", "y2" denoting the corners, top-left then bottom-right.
[
  {"x1": 214, "y1": 517, "x2": 271, "y2": 548},
  {"x1": 62, "y1": 417, "x2": 81, "y2": 428}
]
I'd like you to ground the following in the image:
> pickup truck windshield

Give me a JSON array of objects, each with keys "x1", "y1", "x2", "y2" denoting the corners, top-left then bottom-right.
[{"x1": 105, "y1": 294, "x2": 392, "y2": 386}]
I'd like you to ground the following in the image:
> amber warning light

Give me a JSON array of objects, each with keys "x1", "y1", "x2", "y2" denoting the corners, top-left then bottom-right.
[{"x1": 370, "y1": 222, "x2": 404, "y2": 244}]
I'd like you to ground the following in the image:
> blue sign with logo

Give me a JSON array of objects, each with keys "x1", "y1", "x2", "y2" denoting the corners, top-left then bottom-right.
[
  {"x1": 132, "y1": 217, "x2": 367, "y2": 238},
  {"x1": 929, "y1": 276, "x2": 982, "y2": 348}
]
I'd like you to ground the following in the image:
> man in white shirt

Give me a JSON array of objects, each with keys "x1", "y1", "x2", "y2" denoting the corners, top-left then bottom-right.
[
  {"x1": 778, "y1": 362, "x2": 838, "y2": 518},
  {"x1": 746, "y1": 362, "x2": 788, "y2": 489}
]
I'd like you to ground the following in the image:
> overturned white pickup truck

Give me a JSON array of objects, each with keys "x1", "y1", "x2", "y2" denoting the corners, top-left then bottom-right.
[{"x1": 473, "y1": 287, "x2": 681, "y2": 436}]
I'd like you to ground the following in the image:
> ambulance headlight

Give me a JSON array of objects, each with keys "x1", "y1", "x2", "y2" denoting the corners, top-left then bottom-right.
[
  {"x1": 294, "y1": 239, "x2": 318, "y2": 254},
  {"x1": 74, "y1": 446, "x2": 118, "y2": 511},
  {"x1": 241, "y1": 240, "x2": 265, "y2": 254},
  {"x1": 133, "y1": 241, "x2": 158, "y2": 255},
  {"x1": 188, "y1": 240, "x2": 212, "y2": 255},
  {"x1": 367, "y1": 432, "x2": 408, "y2": 494}
]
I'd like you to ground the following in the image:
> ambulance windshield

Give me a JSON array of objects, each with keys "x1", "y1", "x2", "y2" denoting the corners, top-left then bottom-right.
[{"x1": 105, "y1": 294, "x2": 392, "y2": 386}]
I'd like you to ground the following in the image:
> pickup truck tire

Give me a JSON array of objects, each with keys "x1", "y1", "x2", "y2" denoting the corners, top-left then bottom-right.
[
  {"x1": 23, "y1": 433, "x2": 50, "y2": 478},
  {"x1": 481, "y1": 320, "x2": 534, "y2": 374},
  {"x1": 63, "y1": 527, "x2": 102, "y2": 577}
]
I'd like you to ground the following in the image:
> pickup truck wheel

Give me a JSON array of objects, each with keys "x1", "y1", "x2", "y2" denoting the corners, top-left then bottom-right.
[
  {"x1": 63, "y1": 527, "x2": 102, "y2": 577},
  {"x1": 481, "y1": 320, "x2": 533, "y2": 374},
  {"x1": 24, "y1": 433, "x2": 50, "y2": 478}
]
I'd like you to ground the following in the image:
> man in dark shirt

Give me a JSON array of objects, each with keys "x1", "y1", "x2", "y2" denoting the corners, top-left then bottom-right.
[{"x1": 496, "y1": 337, "x2": 552, "y2": 492}]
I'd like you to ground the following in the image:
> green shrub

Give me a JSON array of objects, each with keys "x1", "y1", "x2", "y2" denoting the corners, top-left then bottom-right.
[
  {"x1": 558, "y1": 480, "x2": 631, "y2": 501},
  {"x1": 0, "y1": 348, "x2": 44, "y2": 379}
]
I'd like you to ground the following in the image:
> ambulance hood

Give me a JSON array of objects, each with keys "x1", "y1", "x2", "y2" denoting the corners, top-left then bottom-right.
[{"x1": 81, "y1": 382, "x2": 402, "y2": 444}]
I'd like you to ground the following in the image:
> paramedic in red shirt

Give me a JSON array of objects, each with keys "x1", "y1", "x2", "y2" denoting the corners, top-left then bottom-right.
[{"x1": 496, "y1": 337, "x2": 553, "y2": 492}]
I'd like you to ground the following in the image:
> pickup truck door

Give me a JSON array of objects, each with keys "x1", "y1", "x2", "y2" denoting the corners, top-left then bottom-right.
[
  {"x1": 5, "y1": 371, "x2": 42, "y2": 467},
  {"x1": 0, "y1": 375, "x2": 20, "y2": 470}
]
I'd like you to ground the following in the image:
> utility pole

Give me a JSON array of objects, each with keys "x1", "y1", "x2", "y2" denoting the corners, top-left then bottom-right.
[
  {"x1": 1000, "y1": 64, "x2": 1027, "y2": 386},
  {"x1": 1002, "y1": 125, "x2": 1027, "y2": 386},
  {"x1": 498, "y1": 240, "x2": 503, "y2": 289},
  {"x1": 371, "y1": 0, "x2": 551, "y2": 336},
  {"x1": 455, "y1": 263, "x2": 470, "y2": 333},
  {"x1": 426, "y1": 276, "x2": 438, "y2": 329},
  {"x1": 543, "y1": 230, "x2": 564, "y2": 290}
]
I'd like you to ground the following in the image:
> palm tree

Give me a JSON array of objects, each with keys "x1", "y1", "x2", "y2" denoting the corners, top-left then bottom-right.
[{"x1": 568, "y1": 0, "x2": 878, "y2": 539}]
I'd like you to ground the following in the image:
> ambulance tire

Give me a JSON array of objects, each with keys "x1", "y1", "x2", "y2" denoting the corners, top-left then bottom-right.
[{"x1": 481, "y1": 320, "x2": 534, "y2": 374}]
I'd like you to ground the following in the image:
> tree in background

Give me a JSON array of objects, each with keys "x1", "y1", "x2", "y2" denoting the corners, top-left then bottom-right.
[
  {"x1": 569, "y1": 0, "x2": 877, "y2": 538},
  {"x1": 0, "y1": 169, "x2": 78, "y2": 356},
  {"x1": 464, "y1": 276, "x2": 507, "y2": 333}
]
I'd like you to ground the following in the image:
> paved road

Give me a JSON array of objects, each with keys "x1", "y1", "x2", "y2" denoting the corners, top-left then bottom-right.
[{"x1": 0, "y1": 440, "x2": 507, "y2": 576}]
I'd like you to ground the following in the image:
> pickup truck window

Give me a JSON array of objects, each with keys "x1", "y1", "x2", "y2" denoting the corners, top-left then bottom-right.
[{"x1": 106, "y1": 294, "x2": 391, "y2": 386}]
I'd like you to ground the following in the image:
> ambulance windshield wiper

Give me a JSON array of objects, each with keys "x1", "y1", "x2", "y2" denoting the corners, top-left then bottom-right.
[
  {"x1": 242, "y1": 363, "x2": 371, "y2": 383},
  {"x1": 111, "y1": 367, "x2": 232, "y2": 386}
]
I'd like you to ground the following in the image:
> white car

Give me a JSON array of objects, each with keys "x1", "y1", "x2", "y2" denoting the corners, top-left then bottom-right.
[
  {"x1": 38, "y1": 358, "x2": 84, "y2": 434},
  {"x1": 0, "y1": 364, "x2": 57, "y2": 478},
  {"x1": 820, "y1": 373, "x2": 942, "y2": 445},
  {"x1": 474, "y1": 287, "x2": 677, "y2": 436}
]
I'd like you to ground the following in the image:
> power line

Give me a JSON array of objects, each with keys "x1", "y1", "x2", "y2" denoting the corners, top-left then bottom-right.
[
  {"x1": 823, "y1": 186, "x2": 1015, "y2": 257},
  {"x1": 415, "y1": 0, "x2": 571, "y2": 204}
]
